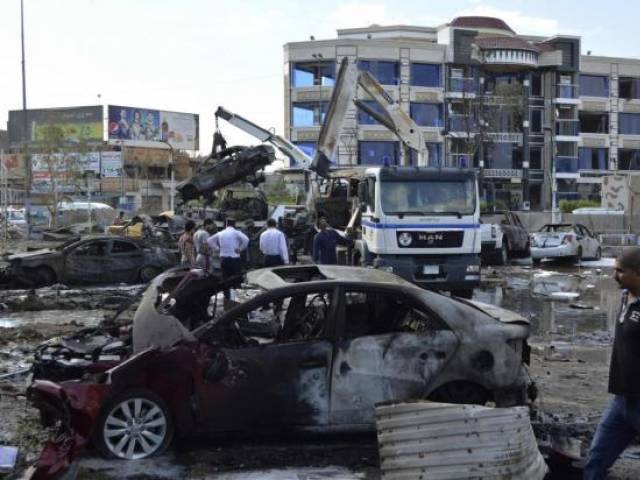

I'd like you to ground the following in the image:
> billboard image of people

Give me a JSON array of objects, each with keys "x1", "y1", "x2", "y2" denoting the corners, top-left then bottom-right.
[{"x1": 108, "y1": 105, "x2": 198, "y2": 150}]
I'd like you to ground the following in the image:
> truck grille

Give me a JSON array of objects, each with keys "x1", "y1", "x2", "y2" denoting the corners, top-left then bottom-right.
[{"x1": 397, "y1": 230, "x2": 464, "y2": 248}]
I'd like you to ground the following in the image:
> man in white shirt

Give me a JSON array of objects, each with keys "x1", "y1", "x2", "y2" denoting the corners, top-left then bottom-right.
[
  {"x1": 207, "y1": 218, "x2": 249, "y2": 299},
  {"x1": 259, "y1": 218, "x2": 289, "y2": 267},
  {"x1": 193, "y1": 218, "x2": 217, "y2": 273}
]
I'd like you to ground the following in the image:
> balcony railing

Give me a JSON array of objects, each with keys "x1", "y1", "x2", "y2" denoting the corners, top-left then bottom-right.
[
  {"x1": 446, "y1": 154, "x2": 474, "y2": 168},
  {"x1": 555, "y1": 156, "x2": 579, "y2": 173},
  {"x1": 555, "y1": 120, "x2": 580, "y2": 136},
  {"x1": 447, "y1": 77, "x2": 477, "y2": 94},
  {"x1": 555, "y1": 84, "x2": 578, "y2": 99}
]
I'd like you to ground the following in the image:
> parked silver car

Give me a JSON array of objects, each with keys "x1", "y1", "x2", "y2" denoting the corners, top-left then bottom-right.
[{"x1": 531, "y1": 223, "x2": 601, "y2": 264}]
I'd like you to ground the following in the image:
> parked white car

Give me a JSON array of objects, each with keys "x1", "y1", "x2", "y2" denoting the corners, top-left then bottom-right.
[{"x1": 530, "y1": 224, "x2": 601, "y2": 264}]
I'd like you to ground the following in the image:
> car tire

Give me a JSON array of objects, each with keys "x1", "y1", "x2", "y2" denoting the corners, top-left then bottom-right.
[
  {"x1": 94, "y1": 389, "x2": 174, "y2": 460},
  {"x1": 532, "y1": 258, "x2": 541, "y2": 266},
  {"x1": 35, "y1": 267, "x2": 56, "y2": 286},
  {"x1": 428, "y1": 381, "x2": 491, "y2": 406},
  {"x1": 139, "y1": 266, "x2": 160, "y2": 283},
  {"x1": 496, "y1": 240, "x2": 509, "y2": 266}
]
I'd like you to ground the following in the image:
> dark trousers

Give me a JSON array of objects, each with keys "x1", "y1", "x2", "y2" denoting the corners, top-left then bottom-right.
[
  {"x1": 220, "y1": 257, "x2": 243, "y2": 299},
  {"x1": 264, "y1": 255, "x2": 284, "y2": 267}
]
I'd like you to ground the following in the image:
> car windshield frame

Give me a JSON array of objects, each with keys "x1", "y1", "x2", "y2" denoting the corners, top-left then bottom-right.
[{"x1": 379, "y1": 178, "x2": 476, "y2": 216}]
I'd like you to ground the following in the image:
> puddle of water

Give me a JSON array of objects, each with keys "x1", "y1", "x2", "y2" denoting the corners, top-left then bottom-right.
[
  {"x1": 0, "y1": 309, "x2": 107, "y2": 328},
  {"x1": 476, "y1": 261, "x2": 620, "y2": 341}
]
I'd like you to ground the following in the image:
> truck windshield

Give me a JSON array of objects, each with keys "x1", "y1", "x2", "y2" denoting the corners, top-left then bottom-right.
[{"x1": 380, "y1": 179, "x2": 476, "y2": 216}]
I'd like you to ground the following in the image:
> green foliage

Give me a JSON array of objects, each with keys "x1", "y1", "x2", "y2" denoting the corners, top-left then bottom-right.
[
  {"x1": 262, "y1": 177, "x2": 298, "y2": 205},
  {"x1": 559, "y1": 199, "x2": 600, "y2": 213}
]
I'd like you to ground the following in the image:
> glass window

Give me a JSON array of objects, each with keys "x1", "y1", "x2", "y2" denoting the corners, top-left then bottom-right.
[
  {"x1": 357, "y1": 100, "x2": 386, "y2": 125},
  {"x1": 410, "y1": 103, "x2": 443, "y2": 127},
  {"x1": 531, "y1": 73, "x2": 542, "y2": 96},
  {"x1": 111, "y1": 240, "x2": 138, "y2": 254},
  {"x1": 618, "y1": 149, "x2": 640, "y2": 170},
  {"x1": 529, "y1": 146, "x2": 542, "y2": 169},
  {"x1": 530, "y1": 109, "x2": 543, "y2": 133},
  {"x1": 291, "y1": 61, "x2": 336, "y2": 87},
  {"x1": 379, "y1": 178, "x2": 476, "y2": 215},
  {"x1": 410, "y1": 63, "x2": 441, "y2": 87},
  {"x1": 358, "y1": 60, "x2": 399, "y2": 85},
  {"x1": 292, "y1": 102, "x2": 328, "y2": 127},
  {"x1": 579, "y1": 112, "x2": 609, "y2": 133},
  {"x1": 578, "y1": 148, "x2": 608, "y2": 170},
  {"x1": 72, "y1": 241, "x2": 108, "y2": 257},
  {"x1": 620, "y1": 113, "x2": 640, "y2": 135},
  {"x1": 483, "y1": 143, "x2": 522, "y2": 169},
  {"x1": 619, "y1": 77, "x2": 640, "y2": 100},
  {"x1": 580, "y1": 75, "x2": 609, "y2": 97},
  {"x1": 358, "y1": 141, "x2": 399, "y2": 165}
]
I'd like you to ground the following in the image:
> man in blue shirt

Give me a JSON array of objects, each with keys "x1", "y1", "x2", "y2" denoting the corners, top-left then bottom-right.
[
  {"x1": 312, "y1": 218, "x2": 353, "y2": 265},
  {"x1": 584, "y1": 248, "x2": 640, "y2": 479}
]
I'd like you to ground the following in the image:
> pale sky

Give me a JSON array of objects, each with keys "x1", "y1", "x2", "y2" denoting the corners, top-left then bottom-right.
[{"x1": 1, "y1": 0, "x2": 638, "y2": 154}]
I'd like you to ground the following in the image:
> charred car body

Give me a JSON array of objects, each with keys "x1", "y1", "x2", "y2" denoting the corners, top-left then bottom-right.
[
  {"x1": 1, "y1": 236, "x2": 176, "y2": 287},
  {"x1": 28, "y1": 265, "x2": 533, "y2": 477}
]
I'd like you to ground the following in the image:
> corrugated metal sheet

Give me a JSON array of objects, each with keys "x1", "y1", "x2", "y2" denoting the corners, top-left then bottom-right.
[{"x1": 375, "y1": 401, "x2": 548, "y2": 480}]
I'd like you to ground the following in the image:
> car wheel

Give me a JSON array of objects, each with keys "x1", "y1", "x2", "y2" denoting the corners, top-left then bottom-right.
[
  {"x1": 496, "y1": 240, "x2": 509, "y2": 266},
  {"x1": 532, "y1": 258, "x2": 541, "y2": 266},
  {"x1": 428, "y1": 381, "x2": 491, "y2": 406},
  {"x1": 139, "y1": 266, "x2": 160, "y2": 283},
  {"x1": 94, "y1": 389, "x2": 174, "y2": 460},
  {"x1": 35, "y1": 267, "x2": 56, "y2": 286}
]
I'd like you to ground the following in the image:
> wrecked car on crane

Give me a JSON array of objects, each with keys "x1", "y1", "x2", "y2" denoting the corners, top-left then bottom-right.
[{"x1": 27, "y1": 265, "x2": 534, "y2": 478}]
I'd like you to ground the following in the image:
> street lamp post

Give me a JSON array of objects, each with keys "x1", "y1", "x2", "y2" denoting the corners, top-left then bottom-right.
[
  {"x1": 84, "y1": 170, "x2": 95, "y2": 232},
  {"x1": 161, "y1": 141, "x2": 175, "y2": 212},
  {"x1": 20, "y1": 0, "x2": 31, "y2": 239},
  {"x1": 543, "y1": 125, "x2": 559, "y2": 222}
]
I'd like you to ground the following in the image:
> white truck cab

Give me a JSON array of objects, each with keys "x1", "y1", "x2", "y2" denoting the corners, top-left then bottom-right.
[{"x1": 354, "y1": 166, "x2": 481, "y2": 297}]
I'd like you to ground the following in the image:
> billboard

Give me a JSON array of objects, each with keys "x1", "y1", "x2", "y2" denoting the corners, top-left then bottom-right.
[
  {"x1": 8, "y1": 106, "x2": 103, "y2": 147},
  {"x1": 101, "y1": 151, "x2": 122, "y2": 178},
  {"x1": 108, "y1": 105, "x2": 199, "y2": 150}
]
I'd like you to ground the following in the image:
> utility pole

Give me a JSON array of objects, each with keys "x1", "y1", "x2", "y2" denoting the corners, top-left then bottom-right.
[{"x1": 21, "y1": 0, "x2": 31, "y2": 238}]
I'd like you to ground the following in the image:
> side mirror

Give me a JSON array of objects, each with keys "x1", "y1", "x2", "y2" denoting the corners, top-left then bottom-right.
[
  {"x1": 203, "y1": 351, "x2": 228, "y2": 383},
  {"x1": 357, "y1": 182, "x2": 368, "y2": 204}
]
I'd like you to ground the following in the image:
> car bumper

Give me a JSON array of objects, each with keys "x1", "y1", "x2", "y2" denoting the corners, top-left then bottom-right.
[{"x1": 530, "y1": 245, "x2": 575, "y2": 259}]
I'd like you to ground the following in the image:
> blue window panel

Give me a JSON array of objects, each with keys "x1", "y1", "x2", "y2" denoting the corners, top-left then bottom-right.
[
  {"x1": 410, "y1": 103, "x2": 443, "y2": 127},
  {"x1": 410, "y1": 63, "x2": 441, "y2": 87},
  {"x1": 580, "y1": 75, "x2": 609, "y2": 97},
  {"x1": 292, "y1": 142, "x2": 316, "y2": 166},
  {"x1": 578, "y1": 147, "x2": 608, "y2": 170},
  {"x1": 358, "y1": 60, "x2": 399, "y2": 85},
  {"x1": 292, "y1": 102, "x2": 328, "y2": 127},
  {"x1": 555, "y1": 157, "x2": 579, "y2": 173},
  {"x1": 358, "y1": 141, "x2": 399, "y2": 165},
  {"x1": 291, "y1": 62, "x2": 336, "y2": 87},
  {"x1": 357, "y1": 100, "x2": 386, "y2": 125},
  {"x1": 620, "y1": 113, "x2": 640, "y2": 135}
]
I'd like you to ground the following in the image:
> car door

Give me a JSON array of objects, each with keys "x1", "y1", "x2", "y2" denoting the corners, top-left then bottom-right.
[
  {"x1": 109, "y1": 239, "x2": 145, "y2": 283},
  {"x1": 194, "y1": 287, "x2": 337, "y2": 432},
  {"x1": 575, "y1": 225, "x2": 592, "y2": 258},
  {"x1": 63, "y1": 240, "x2": 110, "y2": 283},
  {"x1": 329, "y1": 286, "x2": 460, "y2": 425}
]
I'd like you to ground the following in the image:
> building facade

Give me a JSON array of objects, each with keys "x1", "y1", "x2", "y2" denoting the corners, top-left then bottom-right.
[{"x1": 283, "y1": 16, "x2": 640, "y2": 211}]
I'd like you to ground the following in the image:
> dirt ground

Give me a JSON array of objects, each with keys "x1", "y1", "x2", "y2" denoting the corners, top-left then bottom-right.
[{"x1": 1, "y1": 256, "x2": 640, "y2": 479}]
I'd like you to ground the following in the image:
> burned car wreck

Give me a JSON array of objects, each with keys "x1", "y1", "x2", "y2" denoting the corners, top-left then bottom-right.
[
  {"x1": 1, "y1": 236, "x2": 177, "y2": 287},
  {"x1": 27, "y1": 265, "x2": 534, "y2": 477}
]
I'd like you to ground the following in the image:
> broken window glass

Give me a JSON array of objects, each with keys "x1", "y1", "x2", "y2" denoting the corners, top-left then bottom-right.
[{"x1": 111, "y1": 240, "x2": 138, "y2": 254}]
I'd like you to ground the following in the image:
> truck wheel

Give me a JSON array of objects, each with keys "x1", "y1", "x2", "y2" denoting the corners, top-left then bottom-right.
[{"x1": 94, "y1": 389, "x2": 174, "y2": 460}]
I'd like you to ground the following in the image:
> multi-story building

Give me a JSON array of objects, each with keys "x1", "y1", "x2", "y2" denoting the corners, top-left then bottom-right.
[{"x1": 283, "y1": 16, "x2": 640, "y2": 211}]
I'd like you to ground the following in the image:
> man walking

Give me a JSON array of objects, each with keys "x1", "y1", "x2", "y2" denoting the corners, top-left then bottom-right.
[
  {"x1": 178, "y1": 220, "x2": 197, "y2": 267},
  {"x1": 193, "y1": 218, "x2": 217, "y2": 273},
  {"x1": 584, "y1": 247, "x2": 640, "y2": 479},
  {"x1": 312, "y1": 217, "x2": 353, "y2": 265},
  {"x1": 207, "y1": 218, "x2": 249, "y2": 299},
  {"x1": 259, "y1": 218, "x2": 289, "y2": 267}
]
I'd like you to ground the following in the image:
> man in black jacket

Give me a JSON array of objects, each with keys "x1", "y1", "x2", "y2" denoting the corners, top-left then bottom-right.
[{"x1": 584, "y1": 248, "x2": 640, "y2": 479}]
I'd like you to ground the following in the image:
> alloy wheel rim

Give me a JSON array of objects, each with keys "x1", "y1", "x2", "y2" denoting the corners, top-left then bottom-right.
[{"x1": 104, "y1": 398, "x2": 167, "y2": 459}]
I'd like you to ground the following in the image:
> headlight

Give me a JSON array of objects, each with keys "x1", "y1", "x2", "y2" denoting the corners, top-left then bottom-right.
[{"x1": 397, "y1": 232, "x2": 413, "y2": 247}]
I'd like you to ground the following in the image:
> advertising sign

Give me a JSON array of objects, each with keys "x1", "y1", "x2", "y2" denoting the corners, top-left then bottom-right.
[
  {"x1": 107, "y1": 105, "x2": 199, "y2": 150},
  {"x1": 30, "y1": 151, "x2": 108, "y2": 193},
  {"x1": 8, "y1": 106, "x2": 103, "y2": 146},
  {"x1": 101, "y1": 152, "x2": 122, "y2": 178}
]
